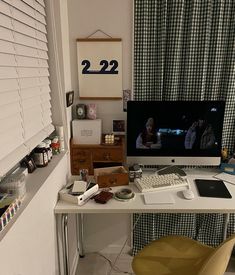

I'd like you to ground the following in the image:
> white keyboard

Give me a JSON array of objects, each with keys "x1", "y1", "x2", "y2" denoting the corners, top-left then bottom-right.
[{"x1": 135, "y1": 173, "x2": 189, "y2": 193}]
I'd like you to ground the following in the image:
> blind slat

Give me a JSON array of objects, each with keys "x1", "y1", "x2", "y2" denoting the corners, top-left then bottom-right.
[
  {"x1": 22, "y1": 95, "x2": 41, "y2": 109},
  {"x1": 0, "y1": 1, "x2": 11, "y2": 17},
  {"x1": 0, "y1": 144, "x2": 28, "y2": 177},
  {"x1": 0, "y1": 135, "x2": 25, "y2": 161},
  {"x1": 25, "y1": 123, "x2": 44, "y2": 140},
  {"x1": 19, "y1": 77, "x2": 40, "y2": 88},
  {"x1": 0, "y1": 114, "x2": 22, "y2": 133},
  {"x1": 0, "y1": 102, "x2": 21, "y2": 119},
  {"x1": 17, "y1": 67, "x2": 40, "y2": 77},
  {"x1": 24, "y1": 128, "x2": 46, "y2": 152},
  {"x1": 0, "y1": 12, "x2": 13, "y2": 29},
  {"x1": 0, "y1": 127, "x2": 23, "y2": 144},
  {"x1": 0, "y1": 53, "x2": 17, "y2": 66},
  {"x1": 0, "y1": 90, "x2": 19, "y2": 106},
  {"x1": 15, "y1": 43, "x2": 38, "y2": 58},
  {"x1": 44, "y1": 124, "x2": 54, "y2": 135},
  {"x1": 23, "y1": 105, "x2": 41, "y2": 118},
  {"x1": 41, "y1": 101, "x2": 51, "y2": 111},
  {"x1": 12, "y1": 18, "x2": 36, "y2": 38},
  {"x1": 40, "y1": 85, "x2": 50, "y2": 94},
  {"x1": 35, "y1": 1, "x2": 45, "y2": 16},
  {"x1": 12, "y1": 19, "x2": 47, "y2": 42},
  {"x1": 0, "y1": 26, "x2": 14, "y2": 42},
  {"x1": 0, "y1": 78, "x2": 19, "y2": 92},
  {"x1": 20, "y1": 86, "x2": 41, "y2": 99},
  {"x1": 0, "y1": 0, "x2": 52, "y2": 176},
  {"x1": 0, "y1": 67, "x2": 18, "y2": 79},
  {"x1": 16, "y1": 55, "x2": 39, "y2": 67},
  {"x1": 0, "y1": 40, "x2": 15, "y2": 54},
  {"x1": 36, "y1": 0, "x2": 45, "y2": 8}
]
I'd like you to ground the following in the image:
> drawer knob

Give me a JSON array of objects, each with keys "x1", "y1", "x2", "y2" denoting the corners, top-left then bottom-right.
[
  {"x1": 103, "y1": 153, "x2": 111, "y2": 160},
  {"x1": 109, "y1": 177, "x2": 117, "y2": 185}
]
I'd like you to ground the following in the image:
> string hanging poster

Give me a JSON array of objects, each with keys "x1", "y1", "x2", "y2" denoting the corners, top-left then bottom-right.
[{"x1": 76, "y1": 38, "x2": 122, "y2": 99}]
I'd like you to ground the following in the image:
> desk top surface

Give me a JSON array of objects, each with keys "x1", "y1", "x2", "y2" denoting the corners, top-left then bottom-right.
[{"x1": 54, "y1": 168, "x2": 235, "y2": 214}]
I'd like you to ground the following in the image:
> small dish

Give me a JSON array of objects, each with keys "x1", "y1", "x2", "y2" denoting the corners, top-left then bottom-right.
[
  {"x1": 114, "y1": 192, "x2": 135, "y2": 202},
  {"x1": 116, "y1": 188, "x2": 133, "y2": 199}
]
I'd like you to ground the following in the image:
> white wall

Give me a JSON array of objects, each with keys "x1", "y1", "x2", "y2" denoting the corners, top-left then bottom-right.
[
  {"x1": 0, "y1": 2, "x2": 76, "y2": 275},
  {"x1": 68, "y1": 0, "x2": 132, "y2": 133},
  {"x1": 46, "y1": 0, "x2": 78, "y2": 271},
  {"x1": 0, "y1": 155, "x2": 68, "y2": 275},
  {"x1": 47, "y1": 0, "x2": 72, "y2": 145},
  {"x1": 67, "y1": 0, "x2": 133, "y2": 253}
]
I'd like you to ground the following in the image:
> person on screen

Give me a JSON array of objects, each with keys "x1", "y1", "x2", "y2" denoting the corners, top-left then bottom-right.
[
  {"x1": 184, "y1": 118, "x2": 216, "y2": 149},
  {"x1": 136, "y1": 117, "x2": 162, "y2": 149}
]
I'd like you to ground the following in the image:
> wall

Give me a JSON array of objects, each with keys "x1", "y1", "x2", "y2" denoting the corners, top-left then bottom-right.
[
  {"x1": 68, "y1": 0, "x2": 132, "y2": 132},
  {"x1": 0, "y1": 2, "x2": 76, "y2": 275},
  {"x1": 0, "y1": 154, "x2": 68, "y2": 275},
  {"x1": 67, "y1": 0, "x2": 133, "y2": 253},
  {"x1": 46, "y1": 0, "x2": 78, "y2": 272}
]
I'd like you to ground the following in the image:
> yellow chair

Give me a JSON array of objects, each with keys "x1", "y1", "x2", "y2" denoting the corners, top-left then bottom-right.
[{"x1": 132, "y1": 234, "x2": 235, "y2": 275}]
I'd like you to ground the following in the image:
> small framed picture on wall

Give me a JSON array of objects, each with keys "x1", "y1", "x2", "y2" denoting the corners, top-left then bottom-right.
[
  {"x1": 112, "y1": 119, "x2": 125, "y2": 135},
  {"x1": 66, "y1": 91, "x2": 74, "y2": 107}
]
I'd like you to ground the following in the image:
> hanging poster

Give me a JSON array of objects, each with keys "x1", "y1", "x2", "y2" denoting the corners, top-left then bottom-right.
[{"x1": 76, "y1": 38, "x2": 122, "y2": 99}]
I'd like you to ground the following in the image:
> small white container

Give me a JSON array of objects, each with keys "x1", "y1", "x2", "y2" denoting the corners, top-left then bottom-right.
[
  {"x1": 72, "y1": 119, "x2": 102, "y2": 144},
  {"x1": 0, "y1": 174, "x2": 26, "y2": 198}
]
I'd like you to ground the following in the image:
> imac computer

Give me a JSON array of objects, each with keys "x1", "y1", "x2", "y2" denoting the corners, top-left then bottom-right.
[{"x1": 127, "y1": 101, "x2": 225, "y2": 167}]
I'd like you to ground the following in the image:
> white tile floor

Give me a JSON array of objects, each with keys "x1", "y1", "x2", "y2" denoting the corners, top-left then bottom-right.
[
  {"x1": 76, "y1": 253, "x2": 134, "y2": 275},
  {"x1": 76, "y1": 253, "x2": 235, "y2": 275}
]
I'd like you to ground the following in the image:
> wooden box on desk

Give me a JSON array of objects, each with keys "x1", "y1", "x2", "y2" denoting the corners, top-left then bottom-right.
[{"x1": 94, "y1": 166, "x2": 129, "y2": 188}]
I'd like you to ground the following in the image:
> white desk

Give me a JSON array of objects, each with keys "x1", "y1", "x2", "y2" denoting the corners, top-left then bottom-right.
[{"x1": 54, "y1": 169, "x2": 235, "y2": 275}]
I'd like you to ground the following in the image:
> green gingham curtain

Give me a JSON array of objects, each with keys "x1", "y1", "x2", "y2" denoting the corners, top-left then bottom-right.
[{"x1": 133, "y1": 0, "x2": 235, "y2": 254}]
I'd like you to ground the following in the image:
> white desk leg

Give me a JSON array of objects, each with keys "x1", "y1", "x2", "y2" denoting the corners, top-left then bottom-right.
[
  {"x1": 223, "y1": 213, "x2": 230, "y2": 241},
  {"x1": 76, "y1": 213, "x2": 85, "y2": 257},
  {"x1": 57, "y1": 214, "x2": 69, "y2": 275}
]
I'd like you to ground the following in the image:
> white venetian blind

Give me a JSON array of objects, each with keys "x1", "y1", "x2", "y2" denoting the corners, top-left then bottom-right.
[{"x1": 0, "y1": 0, "x2": 54, "y2": 176}]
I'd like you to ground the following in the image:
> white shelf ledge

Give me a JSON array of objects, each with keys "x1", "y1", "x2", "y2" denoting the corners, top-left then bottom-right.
[{"x1": 0, "y1": 151, "x2": 68, "y2": 241}]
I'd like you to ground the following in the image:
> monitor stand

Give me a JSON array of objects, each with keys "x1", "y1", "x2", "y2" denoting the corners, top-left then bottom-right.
[{"x1": 157, "y1": 166, "x2": 186, "y2": 177}]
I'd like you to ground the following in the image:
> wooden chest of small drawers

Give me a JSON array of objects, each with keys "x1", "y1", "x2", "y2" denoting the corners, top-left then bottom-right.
[{"x1": 70, "y1": 136, "x2": 126, "y2": 175}]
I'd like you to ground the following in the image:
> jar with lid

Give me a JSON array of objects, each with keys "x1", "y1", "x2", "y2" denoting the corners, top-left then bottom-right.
[
  {"x1": 33, "y1": 142, "x2": 48, "y2": 167},
  {"x1": 44, "y1": 139, "x2": 52, "y2": 162}
]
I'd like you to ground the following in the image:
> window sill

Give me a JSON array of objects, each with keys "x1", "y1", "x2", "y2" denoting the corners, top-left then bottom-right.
[{"x1": 0, "y1": 150, "x2": 68, "y2": 241}]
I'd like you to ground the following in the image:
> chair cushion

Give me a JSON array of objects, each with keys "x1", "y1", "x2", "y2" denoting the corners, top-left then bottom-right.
[{"x1": 132, "y1": 235, "x2": 215, "y2": 275}]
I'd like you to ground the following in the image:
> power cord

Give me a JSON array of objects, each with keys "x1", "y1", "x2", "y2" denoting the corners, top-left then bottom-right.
[
  {"x1": 96, "y1": 252, "x2": 133, "y2": 274},
  {"x1": 96, "y1": 213, "x2": 142, "y2": 275}
]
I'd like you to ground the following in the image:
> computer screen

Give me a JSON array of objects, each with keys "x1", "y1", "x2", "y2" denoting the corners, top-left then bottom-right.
[{"x1": 127, "y1": 101, "x2": 225, "y2": 166}]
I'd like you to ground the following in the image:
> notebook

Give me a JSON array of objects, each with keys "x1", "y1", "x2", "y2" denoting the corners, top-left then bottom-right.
[
  {"x1": 195, "y1": 179, "x2": 232, "y2": 199},
  {"x1": 213, "y1": 172, "x2": 235, "y2": 185}
]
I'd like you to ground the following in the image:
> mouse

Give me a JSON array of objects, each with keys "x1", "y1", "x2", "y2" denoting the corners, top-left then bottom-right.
[{"x1": 182, "y1": 189, "x2": 194, "y2": 200}]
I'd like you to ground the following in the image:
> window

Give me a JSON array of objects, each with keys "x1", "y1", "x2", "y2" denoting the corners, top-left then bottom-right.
[{"x1": 0, "y1": 0, "x2": 53, "y2": 176}]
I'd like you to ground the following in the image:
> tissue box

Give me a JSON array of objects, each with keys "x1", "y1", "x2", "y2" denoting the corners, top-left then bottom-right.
[
  {"x1": 94, "y1": 166, "x2": 129, "y2": 188},
  {"x1": 72, "y1": 119, "x2": 102, "y2": 144},
  {"x1": 59, "y1": 183, "x2": 99, "y2": 205}
]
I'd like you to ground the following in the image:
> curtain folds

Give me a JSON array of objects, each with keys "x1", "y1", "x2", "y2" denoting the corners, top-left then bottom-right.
[
  {"x1": 133, "y1": 0, "x2": 235, "y2": 254},
  {"x1": 134, "y1": 0, "x2": 235, "y2": 149}
]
